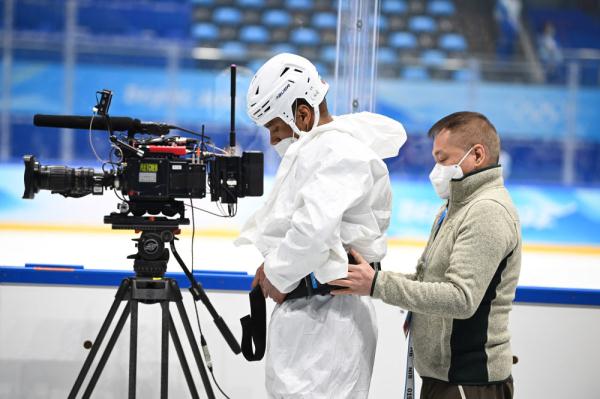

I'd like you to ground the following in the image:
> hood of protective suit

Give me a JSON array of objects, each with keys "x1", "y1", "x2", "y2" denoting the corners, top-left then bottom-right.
[{"x1": 319, "y1": 112, "x2": 407, "y2": 159}]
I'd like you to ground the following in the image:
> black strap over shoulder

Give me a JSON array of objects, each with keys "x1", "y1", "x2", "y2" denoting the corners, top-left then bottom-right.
[{"x1": 240, "y1": 285, "x2": 266, "y2": 362}]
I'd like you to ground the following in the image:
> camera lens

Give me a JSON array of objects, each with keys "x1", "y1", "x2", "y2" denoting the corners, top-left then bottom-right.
[
  {"x1": 22, "y1": 155, "x2": 107, "y2": 199},
  {"x1": 23, "y1": 155, "x2": 40, "y2": 199}
]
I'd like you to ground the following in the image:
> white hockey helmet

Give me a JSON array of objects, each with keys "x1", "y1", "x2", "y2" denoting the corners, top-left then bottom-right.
[{"x1": 246, "y1": 53, "x2": 329, "y2": 136}]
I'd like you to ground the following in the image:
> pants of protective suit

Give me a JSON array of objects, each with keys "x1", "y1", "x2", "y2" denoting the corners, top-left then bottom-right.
[{"x1": 265, "y1": 295, "x2": 378, "y2": 399}]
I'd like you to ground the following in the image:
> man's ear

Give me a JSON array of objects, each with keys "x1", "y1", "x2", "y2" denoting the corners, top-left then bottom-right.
[
  {"x1": 295, "y1": 104, "x2": 313, "y2": 132},
  {"x1": 473, "y1": 144, "x2": 487, "y2": 167}
]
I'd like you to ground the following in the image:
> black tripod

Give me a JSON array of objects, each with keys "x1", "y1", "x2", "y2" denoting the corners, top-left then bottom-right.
[{"x1": 68, "y1": 214, "x2": 241, "y2": 399}]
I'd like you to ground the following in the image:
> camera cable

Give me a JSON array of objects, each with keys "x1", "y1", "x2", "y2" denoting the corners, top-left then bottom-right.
[
  {"x1": 185, "y1": 203, "x2": 232, "y2": 219},
  {"x1": 88, "y1": 113, "x2": 107, "y2": 164},
  {"x1": 189, "y1": 198, "x2": 232, "y2": 399}
]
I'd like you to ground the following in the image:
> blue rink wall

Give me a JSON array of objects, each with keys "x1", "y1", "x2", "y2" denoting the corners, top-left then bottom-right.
[{"x1": 2, "y1": 265, "x2": 600, "y2": 307}]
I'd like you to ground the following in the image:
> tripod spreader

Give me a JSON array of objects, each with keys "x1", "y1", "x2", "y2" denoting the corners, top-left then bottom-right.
[{"x1": 169, "y1": 240, "x2": 242, "y2": 355}]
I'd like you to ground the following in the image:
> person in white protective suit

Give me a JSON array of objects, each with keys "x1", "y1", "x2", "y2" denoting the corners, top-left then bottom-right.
[{"x1": 235, "y1": 53, "x2": 407, "y2": 398}]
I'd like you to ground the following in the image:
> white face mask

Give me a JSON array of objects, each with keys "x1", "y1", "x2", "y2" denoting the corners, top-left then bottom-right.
[
  {"x1": 273, "y1": 134, "x2": 299, "y2": 158},
  {"x1": 429, "y1": 147, "x2": 474, "y2": 199}
]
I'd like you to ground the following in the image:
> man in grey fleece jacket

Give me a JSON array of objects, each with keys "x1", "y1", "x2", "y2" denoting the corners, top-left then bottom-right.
[{"x1": 331, "y1": 112, "x2": 521, "y2": 399}]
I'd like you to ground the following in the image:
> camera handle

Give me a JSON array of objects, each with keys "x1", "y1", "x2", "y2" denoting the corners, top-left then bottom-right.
[
  {"x1": 109, "y1": 135, "x2": 145, "y2": 157},
  {"x1": 169, "y1": 240, "x2": 242, "y2": 355}
]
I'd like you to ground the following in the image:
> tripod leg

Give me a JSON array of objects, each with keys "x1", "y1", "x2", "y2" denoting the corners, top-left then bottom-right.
[
  {"x1": 173, "y1": 293, "x2": 216, "y2": 399},
  {"x1": 170, "y1": 240, "x2": 241, "y2": 354},
  {"x1": 82, "y1": 302, "x2": 132, "y2": 399},
  {"x1": 169, "y1": 313, "x2": 200, "y2": 399},
  {"x1": 129, "y1": 299, "x2": 138, "y2": 399},
  {"x1": 69, "y1": 279, "x2": 131, "y2": 399},
  {"x1": 161, "y1": 302, "x2": 169, "y2": 399}
]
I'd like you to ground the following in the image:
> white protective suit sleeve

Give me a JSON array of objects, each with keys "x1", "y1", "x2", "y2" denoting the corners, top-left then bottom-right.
[{"x1": 263, "y1": 147, "x2": 375, "y2": 293}]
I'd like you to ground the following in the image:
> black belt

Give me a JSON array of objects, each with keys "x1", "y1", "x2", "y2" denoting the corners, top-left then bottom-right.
[
  {"x1": 240, "y1": 254, "x2": 381, "y2": 362},
  {"x1": 285, "y1": 260, "x2": 381, "y2": 301}
]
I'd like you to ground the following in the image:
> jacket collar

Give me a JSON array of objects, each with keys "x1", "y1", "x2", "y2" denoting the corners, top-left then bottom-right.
[{"x1": 449, "y1": 165, "x2": 503, "y2": 205}]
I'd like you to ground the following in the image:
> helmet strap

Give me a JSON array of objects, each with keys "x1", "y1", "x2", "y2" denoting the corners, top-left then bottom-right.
[
  {"x1": 289, "y1": 98, "x2": 320, "y2": 136},
  {"x1": 312, "y1": 104, "x2": 320, "y2": 131}
]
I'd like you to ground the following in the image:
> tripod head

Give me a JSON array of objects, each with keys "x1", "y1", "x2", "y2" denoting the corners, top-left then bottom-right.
[
  {"x1": 104, "y1": 212, "x2": 188, "y2": 278},
  {"x1": 103, "y1": 210, "x2": 242, "y2": 354}
]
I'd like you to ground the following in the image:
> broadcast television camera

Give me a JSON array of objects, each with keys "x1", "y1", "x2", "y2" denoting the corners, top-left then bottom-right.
[{"x1": 24, "y1": 108, "x2": 263, "y2": 220}]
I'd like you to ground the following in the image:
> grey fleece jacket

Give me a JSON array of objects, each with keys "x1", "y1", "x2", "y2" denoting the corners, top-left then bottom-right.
[{"x1": 373, "y1": 166, "x2": 521, "y2": 384}]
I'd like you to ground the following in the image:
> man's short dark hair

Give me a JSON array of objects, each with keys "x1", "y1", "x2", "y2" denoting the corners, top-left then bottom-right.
[{"x1": 428, "y1": 111, "x2": 501, "y2": 164}]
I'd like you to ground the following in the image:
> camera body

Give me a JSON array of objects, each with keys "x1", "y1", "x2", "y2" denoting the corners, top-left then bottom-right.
[
  {"x1": 123, "y1": 156, "x2": 207, "y2": 201},
  {"x1": 24, "y1": 138, "x2": 263, "y2": 217},
  {"x1": 118, "y1": 147, "x2": 264, "y2": 215}
]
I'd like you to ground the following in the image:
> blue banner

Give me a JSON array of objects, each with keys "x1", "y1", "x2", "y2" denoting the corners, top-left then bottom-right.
[
  {"x1": 9, "y1": 61, "x2": 258, "y2": 128},
  {"x1": 377, "y1": 79, "x2": 600, "y2": 141},
  {"x1": 7, "y1": 60, "x2": 600, "y2": 141},
  {"x1": 388, "y1": 178, "x2": 600, "y2": 245},
  {"x1": 1, "y1": 165, "x2": 599, "y2": 246}
]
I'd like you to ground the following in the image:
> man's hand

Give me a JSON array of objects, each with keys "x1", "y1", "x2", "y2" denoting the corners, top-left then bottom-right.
[
  {"x1": 252, "y1": 263, "x2": 287, "y2": 304},
  {"x1": 261, "y1": 277, "x2": 287, "y2": 304},
  {"x1": 251, "y1": 263, "x2": 266, "y2": 290},
  {"x1": 330, "y1": 248, "x2": 376, "y2": 296}
]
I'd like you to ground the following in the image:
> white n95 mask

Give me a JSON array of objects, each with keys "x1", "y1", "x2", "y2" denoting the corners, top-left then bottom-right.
[
  {"x1": 429, "y1": 147, "x2": 473, "y2": 199},
  {"x1": 274, "y1": 131, "x2": 303, "y2": 158},
  {"x1": 274, "y1": 137, "x2": 295, "y2": 158}
]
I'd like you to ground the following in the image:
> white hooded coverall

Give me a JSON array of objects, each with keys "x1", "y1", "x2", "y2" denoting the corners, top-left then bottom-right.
[{"x1": 236, "y1": 112, "x2": 407, "y2": 398}]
